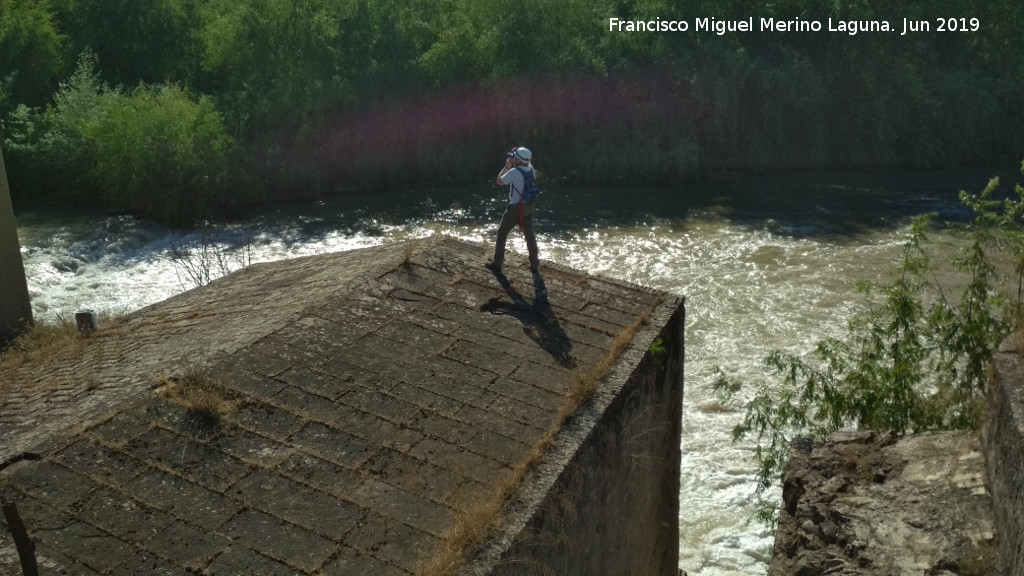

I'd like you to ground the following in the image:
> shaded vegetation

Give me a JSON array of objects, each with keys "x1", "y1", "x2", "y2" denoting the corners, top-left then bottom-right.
[{"x1": 2, "y1": 0, "x2": 1023, "y2": 225}]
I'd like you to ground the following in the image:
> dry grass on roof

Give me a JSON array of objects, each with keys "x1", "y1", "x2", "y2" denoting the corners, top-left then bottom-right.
[
  {"x1": 416, "y1": 296, "x2": 662, "y2": 576},
  {"x1": 0, "y1": 313, "x2": 128, "y2": 395}
]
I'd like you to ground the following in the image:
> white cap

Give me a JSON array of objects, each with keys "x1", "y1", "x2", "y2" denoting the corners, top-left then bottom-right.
[{"x1": 513, "y1": 147, "x2": 532, "y2": 163}]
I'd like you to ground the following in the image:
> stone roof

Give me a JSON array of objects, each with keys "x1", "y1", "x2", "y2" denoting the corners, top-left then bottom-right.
[{"x1": 1, "y1": 235, "x2": 673, "y2": 575}]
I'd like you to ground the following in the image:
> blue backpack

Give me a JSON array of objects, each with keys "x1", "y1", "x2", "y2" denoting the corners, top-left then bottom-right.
[{"x1": 515, "y1": 167, "x2": 540, "y2": 203}]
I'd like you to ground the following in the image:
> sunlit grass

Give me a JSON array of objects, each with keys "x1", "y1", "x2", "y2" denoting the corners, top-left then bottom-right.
[
  {"x1": 0, "y1": 313, "x2": 122, "y2": 396},
  {"x1": 1, "y1": 316, "x2": 85, "y2": 370}
]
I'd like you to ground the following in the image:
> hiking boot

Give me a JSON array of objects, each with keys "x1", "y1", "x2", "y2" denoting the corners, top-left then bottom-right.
[{"x1": 484, "y1": 260, "x2": 501, "y2": 273}]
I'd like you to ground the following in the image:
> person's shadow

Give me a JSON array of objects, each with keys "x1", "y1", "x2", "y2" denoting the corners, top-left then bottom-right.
[{"x1": 480, "y1": 270, "x2": 575, "y2": 368}]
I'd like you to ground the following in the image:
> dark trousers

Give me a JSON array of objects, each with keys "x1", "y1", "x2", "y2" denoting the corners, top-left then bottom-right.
[{"x1": 492, "y1": 202, "x2": 539, "y2": 270}]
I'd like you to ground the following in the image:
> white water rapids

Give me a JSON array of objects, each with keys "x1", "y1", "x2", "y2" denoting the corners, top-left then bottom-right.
[{"x1": 13, "y1": 171, "x2": 995, "y2": 574}]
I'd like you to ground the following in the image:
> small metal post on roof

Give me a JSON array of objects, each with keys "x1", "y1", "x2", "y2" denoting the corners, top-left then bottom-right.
[{"x1": 75, "y1": 310, "x2": 99, "y2": 335}]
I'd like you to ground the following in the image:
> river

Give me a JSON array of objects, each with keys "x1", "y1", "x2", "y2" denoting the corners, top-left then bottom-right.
[{"x1": 11, "y1": 169, "x2": 1002, "y2": 575}]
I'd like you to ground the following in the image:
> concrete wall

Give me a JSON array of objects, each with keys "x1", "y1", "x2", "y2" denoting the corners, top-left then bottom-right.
[
  {"x1": 0, "y1": 146, "x2": 33, "y2": 344},
  {"x1": 480, "y1": 298, "x2": 685, "y2": 576},
  {"x1": 985, "y1": 344, "x2": 1024, "y2": 576}
]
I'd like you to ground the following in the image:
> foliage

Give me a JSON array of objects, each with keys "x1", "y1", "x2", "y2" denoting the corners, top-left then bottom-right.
[
  {"x1": 4, "y1": 51, "x2": 239, "y2": 223},
  {"x1": 720, "y1": 166, "x2": 1024, "y2": 518},
  {"x1": 81, "y1": 83, "x2": 236, "y2": 225},
  {"x1": 197, "y1": 0, "x2": 362, "y2": 134},
  {"x1": 418, "y1": 0, "x2": 612, "y2": 83},
  {"x1": 648, "y1": 337, "x2": 666, "y2": 357},
  {"x1": 0, "y1": 0, "x2": 65, "y2": 113},
  {"x1": 50, "y1": 0, "x2": 202, "y2": 89},
  {"x1": 1, "y1": 0, "x2": 1023, "y2": 223},
  {"x1": 2, "y1": 51, "x2": 103, "y2": 200}
]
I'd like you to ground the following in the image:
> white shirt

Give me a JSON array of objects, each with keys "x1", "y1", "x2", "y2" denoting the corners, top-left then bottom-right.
[{"x1": 499, "y1": 164, "x2": 535, "y2": 205}]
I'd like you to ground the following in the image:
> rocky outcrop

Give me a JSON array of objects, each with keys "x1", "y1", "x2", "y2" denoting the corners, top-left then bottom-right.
[{"x1": 770, "y1": 431, "x2": 1000, "y2": 576}]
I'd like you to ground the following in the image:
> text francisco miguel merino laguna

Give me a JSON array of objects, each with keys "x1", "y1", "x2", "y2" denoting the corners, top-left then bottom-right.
[{"x1": 608, "y1": 16, "x2": 980, "y2": 36}]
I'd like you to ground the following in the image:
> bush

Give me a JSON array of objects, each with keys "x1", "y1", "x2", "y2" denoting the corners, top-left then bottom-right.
[
  {"x1": 4, "y1": 52, "x2": 241, "y2": 223},
  {"x1": 2, "y1": 51, "x2": 102, "y2": 201},
  {"x1": 83, "y1": 83, "x2": 236, "y2": 226}
]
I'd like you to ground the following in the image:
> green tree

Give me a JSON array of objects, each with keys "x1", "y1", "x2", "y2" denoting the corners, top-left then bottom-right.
[
  {"x1": 418, "y1": 0, "x2": 614, "y2": 83},
  {"x1": 2, "y1": 51, "x2": 102, "y2": 200},
  {"x1": 0, "y1": 0, "x2": 65, "y2": 113},
  {"x1": 51, "y1": 0, "x2": 201, "y2": 88},
  {"x1": 198, "y1": 0, "x2": 373, "y2": 136}
]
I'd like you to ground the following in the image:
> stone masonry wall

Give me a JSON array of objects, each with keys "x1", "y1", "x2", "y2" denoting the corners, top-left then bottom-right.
[
  {"x1": 985, "y1": 343, "x2": 1024, "y2": 576},
  {"x1": 480, "y1": 299, "x2": 685, "y2": 576}
]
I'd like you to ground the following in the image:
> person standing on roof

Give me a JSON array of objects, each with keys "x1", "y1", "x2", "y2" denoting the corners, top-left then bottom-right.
[{"x1": 486, "y1": 146, "x2": 540, "y2": 275}]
